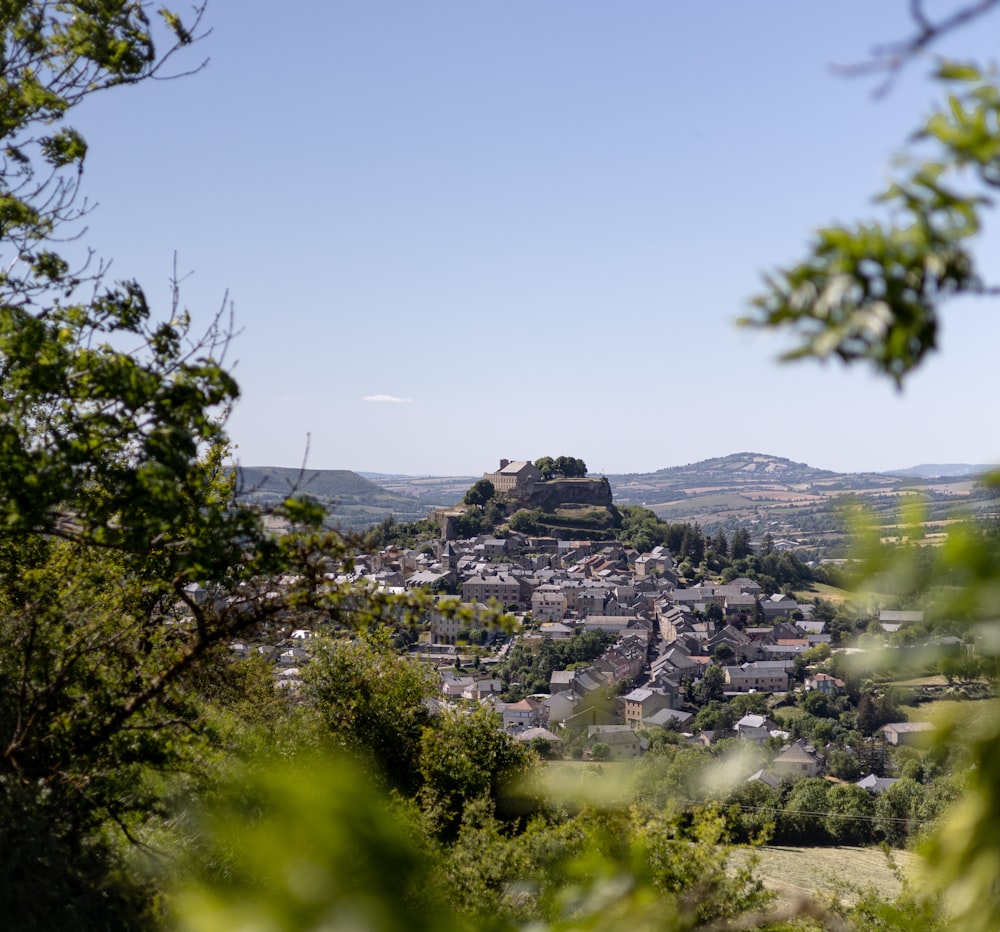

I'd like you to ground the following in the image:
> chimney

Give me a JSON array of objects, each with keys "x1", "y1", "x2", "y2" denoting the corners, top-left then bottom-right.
[{"x1": 500, "y1": 459, "x2": 510, "y2": 469}]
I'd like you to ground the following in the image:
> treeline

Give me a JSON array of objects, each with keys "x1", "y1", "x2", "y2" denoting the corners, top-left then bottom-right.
[
  {"x1": 534, "y1": 455, "x2": 588, "y2": 479},
  {"x1": 628, "y1": 736, "x2": 963, "y2": 851}
]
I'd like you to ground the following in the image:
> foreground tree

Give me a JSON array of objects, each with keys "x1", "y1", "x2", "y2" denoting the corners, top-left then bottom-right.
[
  {"x1": 748, "y1": 4, "x2": 1000, "y2": 926},
  {"x1": 0, "y1": 5, "x2": 361, "y2": 922}
]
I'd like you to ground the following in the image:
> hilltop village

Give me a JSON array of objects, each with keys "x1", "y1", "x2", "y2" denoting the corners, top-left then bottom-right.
[{"x1": 231, "y1": 459, "x2": 977, "y2": 824}]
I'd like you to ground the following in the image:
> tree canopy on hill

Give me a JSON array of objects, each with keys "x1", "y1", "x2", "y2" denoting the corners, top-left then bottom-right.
[{"x1": 534, "y1": 455, "x2": 587, "y2": 479}]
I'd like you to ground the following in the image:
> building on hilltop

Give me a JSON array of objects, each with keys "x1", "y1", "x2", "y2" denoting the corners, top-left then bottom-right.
[{"x1": 484, "y1": 459, "x2": 542, "y2": 496}]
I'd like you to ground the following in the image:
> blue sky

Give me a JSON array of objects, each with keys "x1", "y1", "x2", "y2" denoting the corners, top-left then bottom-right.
[{"x1": 72, "y1": 1, "x2": 1000, "y2": 475}]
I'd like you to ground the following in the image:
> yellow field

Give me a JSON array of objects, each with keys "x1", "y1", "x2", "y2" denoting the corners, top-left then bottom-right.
[{"x1": 735, "y1": 845, "x2": 926, "y2": 911}]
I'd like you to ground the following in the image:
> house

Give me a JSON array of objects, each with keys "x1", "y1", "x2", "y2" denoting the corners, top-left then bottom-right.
[
  {"x1": 878, "y1": 610, "x2": 924, "y2": 631},
  {"x1": 724, "y1": 661, "x2": 789, "y2": 693},
  {"x1": 759, "y1": 642, "x2": 809, "y2": 661},
  {"x1": 579, "y1": 615, "x2": 635, "y2": 636},
  {"x1": 405, "y1": 569, "x2": 453, "y2": 591},
  {"x1": 773, "y1": 740, "x2": 823, "y2": 779},
  {"x1": 622, "y1": 687, "x2": 673, "y2": 729},
  {"x1": 882, "y1": 721, "x2": 935, "y2": 746},
  {"x1": 531, "y1": 585, "x2": 568, "y2": 621},
  {"x1": 857, "y1": 773, "x2": 899, "y2": 793},
  {"x1": 278, "y1": 646, "x2": 308, "y2": 666},
  {"x1": 745, "y1": 769, "x2": 781, "y2": 789},
  {"x1": 542, "y1": 690, "x2": 579, "y2": 725},
  {"x1": 538, "y1": 621, "x2": 575, "y2": 640},
  {"x1": 469, "y1": 679, "x2": 503, "y2": 699},
  {"x1": 586, "y1": 724, "x2": 642, "y2": 758},
  {"x1": 643, "y1": 707, "x2": 694, "y2": 729},
  {"x1": 515, "y1": 726, "x2": 562, "y2": 747},
  {"x1": 549, "y1": 669, "x2": 577, "y2": 693},
  {"x1": 428, "y1": 597, "x2": 489, "y2": 645},
  {"x1": 733, "y1": 714, "x2": 778, "y2": 742},
  {"x1": 496, "y1": 697, "x2": 544, "y2": 732},
  {"x1": 805, "y1": 672, "x2": 845, "y2": 694},
  {"x1": 461, "y1": 573, "x2": 523, "y2": 608},
  {"x1": 761, "y1": 593, "x2": 800, "y2": 620}
]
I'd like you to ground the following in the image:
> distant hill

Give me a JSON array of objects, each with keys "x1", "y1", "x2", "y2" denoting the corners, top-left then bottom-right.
[
  {"x1": 882, "y1": 464, "x2": 995, "y2": 479},
  {"x1": 605, "y1": 452, "x2": 872, "y2": 513},
  {"x1": 358, "y1": 473, "x2": 475, "y2": 506},
  {"x1": 604, "y1": 452, "x2": 998, "y2": 552},
  {"x1": 234, "y1": 466, "x2": 435, "y2": 531}
]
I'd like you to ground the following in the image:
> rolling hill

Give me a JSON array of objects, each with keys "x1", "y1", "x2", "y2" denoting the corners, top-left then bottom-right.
[
  {"x1": 234, "y1": 466, "x2": 437, "y2": 531},
  {"x1": 605, "y1": 452, "x2": 998, "y2": 552}
]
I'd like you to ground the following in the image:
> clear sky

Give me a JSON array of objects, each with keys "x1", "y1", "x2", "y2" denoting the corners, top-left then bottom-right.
[{"x1": 72, "y1": 1, "x2": 1000, "y2": 476}]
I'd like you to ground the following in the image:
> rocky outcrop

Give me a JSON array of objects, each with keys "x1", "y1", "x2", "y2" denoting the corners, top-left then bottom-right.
[{"x1": 521, "y1": 477, "x2": 613, "y2": 511}]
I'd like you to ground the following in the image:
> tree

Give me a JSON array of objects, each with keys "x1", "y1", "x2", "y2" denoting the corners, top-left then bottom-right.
[
  {"x1": 509, "y1": 508, "x2": 541, "y2": 533},
  {"x1": 691, "y1": 664, "x2": 726, "y2": 705},
  {"x1": 780, "y1": 778, "x2": 830, "y2": 844},
  {"x1": 731, "y1": 527, "x2": 752, "y2": 560},
  {"x1": 803, "y1": 689, "x2": 834, "y2": 719},
  {"x1": 536, "y1": 455, "x2": 587, "y2": 478},
  {"x1": 305, "y1": 632, "x2": 438, "y2": 794},
  {"x1": 874, "y1": 777, "x2": 926, "y2": 847},
  {"x1": 463, "y1": 478, "x2": 495, "y2": 511},
  {"x1": 0, "y1": 4, "x2": 355, "y2": 917},
  {"x1": 824, "y1": 784, "x2": 875, "y2": 846},
  {"x1": 711, "y1": 642, "x2": 735, "y2": 665},
  {"x1": 534, "y1": 456, "x2": 556, "y2": 479},
  {"x1": 418, "y1": 706, "x2": 533, "y2": 837},
  {"x1": 554, "y1": 455, "x2": 587, "y2": 478},
  {"x1": 590, "y1": 742, "x2": 611, "y2": 761}
]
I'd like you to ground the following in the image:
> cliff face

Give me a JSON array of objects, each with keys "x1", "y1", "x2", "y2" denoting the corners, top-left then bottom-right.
[{"x1": 522, "y1": 477, "x2": 613, "y2": 511}]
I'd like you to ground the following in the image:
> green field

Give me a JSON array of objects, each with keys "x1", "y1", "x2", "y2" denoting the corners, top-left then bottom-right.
[{"x1": 898, "y1": 696, "x2": 1000, "y2": 734}]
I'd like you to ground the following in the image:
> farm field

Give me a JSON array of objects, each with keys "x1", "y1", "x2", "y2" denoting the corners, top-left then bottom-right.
[{"x1": 735, "y1": 845, "x2": 927, "y2": 911}]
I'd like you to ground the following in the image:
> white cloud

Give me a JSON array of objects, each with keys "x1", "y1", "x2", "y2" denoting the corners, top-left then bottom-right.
[{"x1": 363, "y1": 394, "x2": 413, "y2": 404}]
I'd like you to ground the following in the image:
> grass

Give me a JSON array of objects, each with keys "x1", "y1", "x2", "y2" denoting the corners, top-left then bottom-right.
[
  {"x1": 735, "y1": 845, "x2": 926, "y2": 911},
  {"x1": 898, "y1": 696, "x2": 1000, "y2": 735}
]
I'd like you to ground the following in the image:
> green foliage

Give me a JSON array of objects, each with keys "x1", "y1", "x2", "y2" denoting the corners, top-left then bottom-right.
[
  {"x1": 0, "y1": 10, "x2": 343, "y2": 922},
  {"x1": 304, "y1": 632, "x2": 437, "y2": 794},
  {"x1": 496, "y1": 630, "x2": 614, "y2": 698},
  {"x1": 615, "y1": 505, "x2": 672, "y2": 552},
  {"x1": 419, "y1": 706, "x2": 533, "y2": 838},
  {"x1": 535, "y1": 455, "x2": 587, "y2": 479},
  {"x1": 774, "y1": 778, "x2": 830, "y2": 844},
  {"x1": 464, "y1": 478, "x2": 496, "y2": 510},
  {"x1": 689, "y1": 664, "x2": 726, "y2": 705},
  {"x1": 824, "y1": 783, "x2": 875, "y2": 845},
  {"x1": 509, "y1": 507, "x2": 543, "y2": 534},
  {"x1": 725, "y1": 779, "x2": 779, "y2": 844},
  {"x1": 169, "y1": 753, "x2": 458, "y2": 932},
  {"x1": 0, "y1": 777, "x2": 157, "y2": 929}
]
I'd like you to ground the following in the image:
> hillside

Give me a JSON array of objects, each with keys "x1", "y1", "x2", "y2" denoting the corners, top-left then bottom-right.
[
  {"x1": 234, "y1": 466, "x2": 434, "y2": 531},
  {"x1": 606, "y1": 452, "x2": 998, "y2": 552}
]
